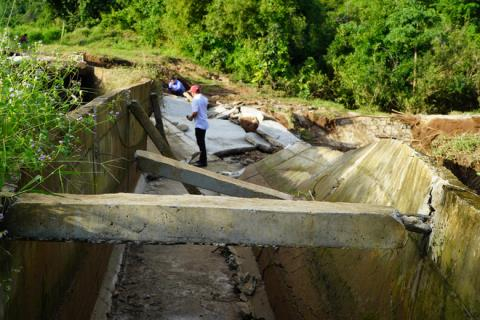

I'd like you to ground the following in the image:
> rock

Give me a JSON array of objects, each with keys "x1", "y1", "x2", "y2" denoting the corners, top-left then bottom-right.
[
  {"x1": 257, "y1": 120, "x2": 302, "y2": 148},
  {"x1": 239, "y1": 106, "x2": 264, "y2": 122},
  {"x1": 237, "y1": 273, "x2": 257, "y2": 296},
  {"x1": 176, "y1": 124, "x2": 189, "y2": 132},
  {"x1": 398, "y1": 215, "x2": 432, "y2": 234},
  {"x1": 228, "y1": 107, "x2": 241, "y2": 120},
  {"x1": 293, "y1": 111, "x2": 311, "y2": 127},
  {"x1": 306, "y1": 111, "x2": 334, "y2": 130},
  {"x1": 239, "y1": 116, "x2": 259, "y2": 132},
  {"x1": 245, "y1": 132, "x2": 273, "y2": 153}
]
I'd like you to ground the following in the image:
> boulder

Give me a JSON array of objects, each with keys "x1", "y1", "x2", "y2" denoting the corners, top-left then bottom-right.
[
  {"x1": 239, "y1": 106, "x2": 264, "y2": 122},
  {"x1": 239, "y1": 116, "x2": 259, "y2": 132}
]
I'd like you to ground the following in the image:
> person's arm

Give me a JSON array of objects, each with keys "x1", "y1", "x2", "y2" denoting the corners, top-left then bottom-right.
[
  {"x1": 186, "y1": 111, "x2": 197, "y2": 121},
  {"x1": 187, "y1": 98, "x2": 199, "y2": 121}
]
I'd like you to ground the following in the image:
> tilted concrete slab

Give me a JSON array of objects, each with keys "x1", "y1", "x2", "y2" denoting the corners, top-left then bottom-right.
[
  {"x1": 135, "y1": 150, "x2": 292, "y2": 200},
  {"x1": 6, "y1": 193, "x2": 407, "y2": 249}
]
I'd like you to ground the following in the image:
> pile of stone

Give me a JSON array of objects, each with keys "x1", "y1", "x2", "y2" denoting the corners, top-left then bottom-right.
[
  {"x1": 161, "y1": 96, "x2": 304, "y2": 157},
  {"x1": 207, "y1": 102, "x2": 303, "y2": 153}
]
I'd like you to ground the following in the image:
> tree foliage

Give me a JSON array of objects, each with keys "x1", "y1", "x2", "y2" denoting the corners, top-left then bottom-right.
[{"x1": 7, "y1": 0, "x2": 480, "y2": 113}]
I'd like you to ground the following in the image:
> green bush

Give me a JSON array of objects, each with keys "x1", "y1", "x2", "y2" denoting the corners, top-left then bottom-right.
[
  {"x1": 0, "y1": 35, "x2": 87, "y2": 190},
  {"x1": 42, "y1": 27, "x2": 62, "y2": 43},
  {"x1": 6, "y1": 0, "x2": 480, "y2": 113}
]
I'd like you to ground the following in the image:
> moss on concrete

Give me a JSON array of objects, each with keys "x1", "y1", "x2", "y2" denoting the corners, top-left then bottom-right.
[{"x1": 243, "y1": 140, "x2": 480, "y2": 319}]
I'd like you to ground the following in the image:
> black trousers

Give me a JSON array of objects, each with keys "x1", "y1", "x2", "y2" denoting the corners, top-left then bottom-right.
[{"x1": 195, "y1": 128, "x2": 207, "y2": 165}]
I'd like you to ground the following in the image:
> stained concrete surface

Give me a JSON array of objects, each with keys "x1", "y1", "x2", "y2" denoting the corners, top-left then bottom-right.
[
  {"x1": 107, "y1": 179, "x2": 251, "y2": 320},
  {"x1": 109, "y1": 244, "x2": 245, "y2": 320}
]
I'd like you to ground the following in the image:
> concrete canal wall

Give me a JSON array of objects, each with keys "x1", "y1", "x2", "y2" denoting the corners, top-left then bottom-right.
[
  {"x1": 242, "y1": 140, "x2": 480, "y2": 319},
  {"x1": 0, "y1": 76, "x2": 153, "y2": 320}
]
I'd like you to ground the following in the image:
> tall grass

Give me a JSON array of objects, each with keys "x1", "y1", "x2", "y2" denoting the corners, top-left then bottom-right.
[{"x1": 0, "y1": 31, "x2": 88, "y2": 192}]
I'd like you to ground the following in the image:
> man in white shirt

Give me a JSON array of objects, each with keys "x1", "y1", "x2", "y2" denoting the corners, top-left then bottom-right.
[{"x1": 186, "y1": 85, "x2": 209, "y2": 167}]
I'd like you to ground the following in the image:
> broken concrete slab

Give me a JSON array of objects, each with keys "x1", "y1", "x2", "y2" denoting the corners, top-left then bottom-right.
[
  {"x1": 208, "y1": 105, "x2": 237, "y2": 119},
  {"x1": 7, "y1": 193, "x2": 408, "y2": 249},
  {"x1": 135, "y1": 150, "x2": 291, "y2": 200},
  {"x1": 205, "y1": 119, "x2": 257, "y2": 156},
  {"x1": 162, "y1": 96, "x2": 256, "y2": 156},
  {"x1": 257, "y1": 120, "x2": 303, "y2": 148},
  {"x1": 162, "y1": 95, "x2": 191, "y2": 118},
  {"x1": 245, "y1": 132, "x2": 274, "y2": 153}
]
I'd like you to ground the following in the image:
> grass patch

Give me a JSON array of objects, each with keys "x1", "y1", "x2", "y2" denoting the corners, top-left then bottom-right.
[{"x1": 431, "y1": 133, "x2": 480, "y2": 174}]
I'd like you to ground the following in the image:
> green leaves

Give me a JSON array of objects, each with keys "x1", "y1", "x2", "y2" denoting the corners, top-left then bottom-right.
[
  {"x1": 327, "y1": 0, "x2": 480, "y2": 112},
  {"x1": 0, "y1": 39, "x2": 84, "y2": 190}
]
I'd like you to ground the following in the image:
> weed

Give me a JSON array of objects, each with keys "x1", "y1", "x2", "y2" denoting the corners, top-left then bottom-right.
[
  {"x1": 431, "y1": 133, "x2": 480, "y2": 174},
  {"x1": 0, "y1": 30, "x2": 90, "y2": 191}
]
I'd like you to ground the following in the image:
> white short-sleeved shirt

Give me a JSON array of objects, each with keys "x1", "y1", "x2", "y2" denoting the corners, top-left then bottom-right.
[{"x1": 191, "y1": 94, "x2": 209, "y2": 130}]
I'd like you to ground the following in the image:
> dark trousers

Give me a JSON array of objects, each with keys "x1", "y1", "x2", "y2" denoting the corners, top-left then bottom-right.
[
  {"x1": 168, "y1": 89, "x2": 184, "y2": 97},
  {"x1": 195, "y1": 128, "x2": 207, "y2": 165}
]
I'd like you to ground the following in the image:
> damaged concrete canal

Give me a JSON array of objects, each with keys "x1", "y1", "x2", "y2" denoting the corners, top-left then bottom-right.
[
  {"x1": 102, "y1": 94, "x2": 480, "y2": 319},
  {"x1": 2, "y1": 77, "x2": 480, "y2": 319}
]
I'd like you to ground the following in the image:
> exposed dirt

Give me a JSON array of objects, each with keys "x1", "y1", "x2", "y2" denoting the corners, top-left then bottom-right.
[
  {"x1": 399, "y1": 115, "x2": 480, "y2": 151},
  {"x1": 83, "y1": 53, "x2": 134, "y2": 68}
]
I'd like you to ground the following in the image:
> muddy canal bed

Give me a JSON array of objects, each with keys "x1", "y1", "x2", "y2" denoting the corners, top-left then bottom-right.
[
  {"x1": 108, "y1": 244, "x2": 244, "y2": 319},
  {"x1": 107, "y1": 177, "x2": 273, "y2": 320}
]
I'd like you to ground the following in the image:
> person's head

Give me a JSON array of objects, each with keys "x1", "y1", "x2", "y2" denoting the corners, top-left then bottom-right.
[{"x1": 189, "y1": 85, "x2": 201, "y2": 95}]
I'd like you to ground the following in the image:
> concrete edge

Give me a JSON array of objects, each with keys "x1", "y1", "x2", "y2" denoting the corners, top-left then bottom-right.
[
  {"x1": 89, "y1": 244, "x2": 126, "y2": 320},
  {"x1": 90, "y1": 174, "x2": 147, "y2": 320}
]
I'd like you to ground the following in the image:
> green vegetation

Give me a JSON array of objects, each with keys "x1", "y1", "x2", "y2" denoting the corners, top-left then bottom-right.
[
  {"x1": 2, "y1": 0, "x2": 480, "y2": 114},
  {"x1": 0, "y1": 35, "x2": 87, "y2": 191},
  {"x1": 432, "y1": 133, "x2": 480, "y2": 174}
]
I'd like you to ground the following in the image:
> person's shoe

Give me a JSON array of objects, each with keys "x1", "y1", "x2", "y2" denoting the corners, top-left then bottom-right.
[{"x1": 193, "y1": 161, "x2": 207, "y2": 168}]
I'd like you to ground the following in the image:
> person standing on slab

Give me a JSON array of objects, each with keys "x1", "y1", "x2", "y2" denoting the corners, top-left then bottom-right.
[{"x1": 186, "y1": 85, "x2": 209, "y2": 167}]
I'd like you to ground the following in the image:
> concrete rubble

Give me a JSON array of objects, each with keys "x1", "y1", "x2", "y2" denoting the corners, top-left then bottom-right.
[
  {"x1": 162, "y1": 95, "x2": 305, "y2": 155},
  {"x1": 245, "y1": 132, "x2": 274, "y2": 153}
]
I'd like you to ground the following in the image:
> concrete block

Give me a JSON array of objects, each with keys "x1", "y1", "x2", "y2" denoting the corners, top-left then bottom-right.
[
  {"x1": 135, "y1": 150, "x2": 292, "y2": 200},
  {"x1": 7, "y1": 193, "x2": 407, "y2": 249}
]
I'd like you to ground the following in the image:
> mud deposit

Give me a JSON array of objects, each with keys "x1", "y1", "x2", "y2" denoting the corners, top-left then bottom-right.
[{"x1": 108, "y1": 244, "x2": 246, "y2": 320}]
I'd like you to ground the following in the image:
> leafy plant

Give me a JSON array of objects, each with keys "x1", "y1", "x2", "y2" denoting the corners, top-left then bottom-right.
[{"x1": 0, "y1": 32, "x2": 88, "y2": 191}]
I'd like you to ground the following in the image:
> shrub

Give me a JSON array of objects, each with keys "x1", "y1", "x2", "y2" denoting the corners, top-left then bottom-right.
[{"x1": 0, "y1": 34, "x2": 86, "y2": 191}]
